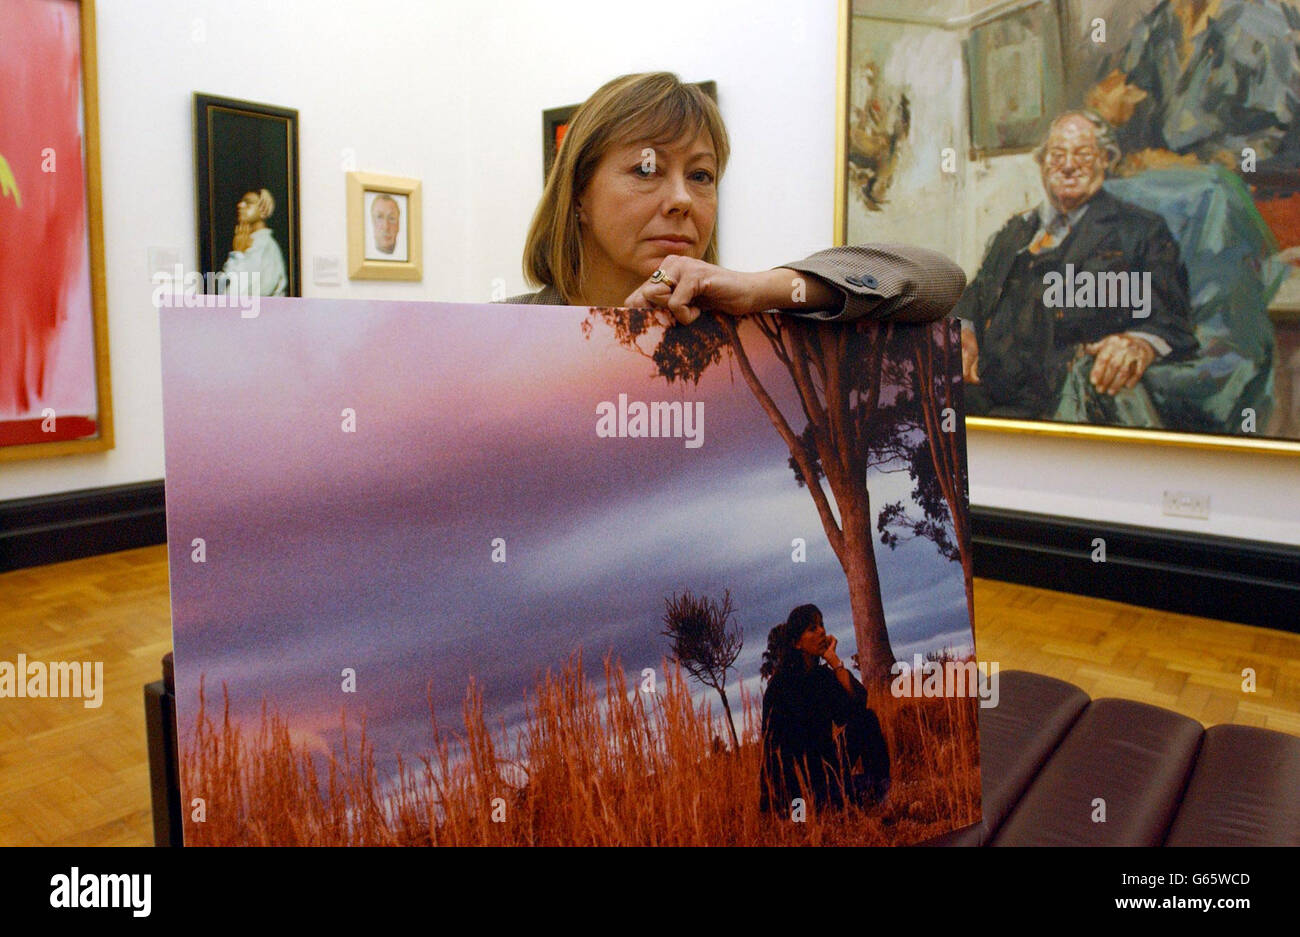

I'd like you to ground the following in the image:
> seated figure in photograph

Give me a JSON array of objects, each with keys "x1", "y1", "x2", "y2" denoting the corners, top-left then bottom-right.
[
  {"x1": 504, "y1": 71, "x2": 967, "y2": 325},
  {"x1": 758, "y1": 605, "x2": 891, "y2": 815}
]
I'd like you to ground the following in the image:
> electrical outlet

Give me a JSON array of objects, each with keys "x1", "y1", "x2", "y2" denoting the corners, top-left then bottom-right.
[{"x1": 1162, "y1": 490, "x2": 1210, "y2": 519}]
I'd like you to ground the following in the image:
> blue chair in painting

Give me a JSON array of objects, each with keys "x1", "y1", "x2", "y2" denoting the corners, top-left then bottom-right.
[{"x1": 1103, "y1": 165, "x2": 1287, "y2": 434}]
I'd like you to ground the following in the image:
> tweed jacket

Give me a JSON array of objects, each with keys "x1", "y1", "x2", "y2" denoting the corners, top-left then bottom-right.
[{"x1": 502, "y1": 243, "x2": 966, "y2": 325}]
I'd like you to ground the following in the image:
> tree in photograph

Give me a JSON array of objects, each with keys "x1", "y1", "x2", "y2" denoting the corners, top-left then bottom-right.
[
  {"x1": 875, "y1": 322, "x2": 973, "y2": 625},
  {"x1": 661, "y1": 589, "x2": 743, "y2": 750},
  {"x1": 588, "y1": 308, "x2": 902, "y2": 683}
]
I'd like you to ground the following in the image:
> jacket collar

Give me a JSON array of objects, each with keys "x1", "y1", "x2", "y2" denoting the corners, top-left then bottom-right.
[
  {"x1": 534, "y1": 284, "x2": 566, "y2": 305},
  {"x1": 1051, "y1": 188, "x2": 1122, "y2": 260},
  {"x1": 1015, "y1": 189, "x2": 1121, "y2": 257}
]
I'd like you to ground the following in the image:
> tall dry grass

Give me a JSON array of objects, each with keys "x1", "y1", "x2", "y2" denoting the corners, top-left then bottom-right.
[{"x1": 181, "y1": 656, "x2": 980, "y2": 846}]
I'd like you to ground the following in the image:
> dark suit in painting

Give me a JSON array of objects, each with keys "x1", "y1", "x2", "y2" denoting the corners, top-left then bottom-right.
[{"x1": 955, "y1": 189, "x2": 1198, "y2": 423}]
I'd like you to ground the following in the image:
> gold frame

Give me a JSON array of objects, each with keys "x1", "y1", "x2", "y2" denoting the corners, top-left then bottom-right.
[
  {"x1": 833, "y1": 0, "x2": 852, "y2": 249},
  {"x1": 833, "y1": 0, "x2": 1300, "y2": 456},
  {"x1": 2, "y1": 0, "x2": 113, "y2": 462},
  {"x1": 346, "y1": 171, "x2": 422, "y2": 281}
]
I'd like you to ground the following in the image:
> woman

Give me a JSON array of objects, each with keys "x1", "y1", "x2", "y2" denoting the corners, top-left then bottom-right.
[
  {"x1": 505, "y1": 72, "x2": 965, "y2": 325},
  {"x1": 758, "y1": 605, "x2": 891, "y2": 814}
]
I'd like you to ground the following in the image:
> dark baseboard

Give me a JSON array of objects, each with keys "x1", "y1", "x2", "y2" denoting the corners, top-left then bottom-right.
[
  {"x1": 0, "y1": 480, "x2": 167, "y2": 572},
  {"x1": 2, "y1": 481, "x2": 1296, "y2": 633},
  {"x1": 971, "y1": 507, "x2": 1300, "y2": 633}
]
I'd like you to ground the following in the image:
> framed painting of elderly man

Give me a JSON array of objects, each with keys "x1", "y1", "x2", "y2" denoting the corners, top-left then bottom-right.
[
  {"x1": 839, "y1": 0, "x2": 1300, "y2": 453},
  {"x1": 193, "y1": 93, "x2": 300, "y2": 297},
  {"x1": 346, "y1": 171, "x2": 422, "y2": 280}
]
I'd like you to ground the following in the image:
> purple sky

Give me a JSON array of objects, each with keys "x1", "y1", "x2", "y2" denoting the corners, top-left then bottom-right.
[{"x1": 161, "y1": 298, "x2": 973, "y2": 775}]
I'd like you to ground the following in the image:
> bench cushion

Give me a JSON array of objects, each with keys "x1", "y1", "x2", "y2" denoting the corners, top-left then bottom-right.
[
  {"x1": 1164, "y1": 723, "x2": 1300, "y2": 846},
  {"x1": 992, "y1": 698, "x2": 1203, "y2": 846},
  {"x1": 919, "y1": 670, "x2": 1089, "y2": 846}
]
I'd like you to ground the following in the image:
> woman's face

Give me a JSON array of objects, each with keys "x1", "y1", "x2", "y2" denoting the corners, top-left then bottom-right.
[
  {"x1": 793, "y1": 617, "x2": 829, "y2": 657},
  {"x1": 577, "y1": 129, "x2": 718, "y2": 287}
]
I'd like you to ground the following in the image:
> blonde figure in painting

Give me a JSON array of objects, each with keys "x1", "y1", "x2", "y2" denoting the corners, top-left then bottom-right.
[{"x1": 219, "y1": 188, "x2": 287, "y2": 297}]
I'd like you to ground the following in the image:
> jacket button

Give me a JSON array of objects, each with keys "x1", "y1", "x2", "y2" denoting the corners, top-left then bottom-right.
[
  {"x1": 861, "y1": 274, "x2": 878, "y2": 288},
  {"x1": 845, "y1": 274, "x2": 865, "y2": 286}
]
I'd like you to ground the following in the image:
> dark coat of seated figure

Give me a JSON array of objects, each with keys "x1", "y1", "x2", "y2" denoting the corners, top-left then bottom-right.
[
  {"x1": 758, "y1": 605, "x2": 891, "y2": 816},
  {"x1": 956, "y1": 111, "x2": 1198, "y2": 426}
]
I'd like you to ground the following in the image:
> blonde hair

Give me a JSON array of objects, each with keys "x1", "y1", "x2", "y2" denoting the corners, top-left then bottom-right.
[
  {"x1": 522, "y1": 72, "x2": 730, "y2": 302},
  {"x1": 256, "y1": 188, "x2": 275, "y2": 220}
]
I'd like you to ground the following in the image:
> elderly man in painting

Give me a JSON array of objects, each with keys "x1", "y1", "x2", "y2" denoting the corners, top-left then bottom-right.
[
  {"x1": 956, "y1": 111, "x2": 1198, "y2": 426},
  {"x1": 370, "y1": 194, "x2": 401, "y2": 256},
  {"x1": 219, "y1": 188, "x2": 288, "y2": 297}
]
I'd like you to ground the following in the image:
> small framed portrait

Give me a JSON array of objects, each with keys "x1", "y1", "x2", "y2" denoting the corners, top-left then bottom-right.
[
  {"x1": 194, "y1": 93, "x2": 300, "y2": 297},
  {"x1": 347, "y1": 172, "x2": 421, "y2": 280}
]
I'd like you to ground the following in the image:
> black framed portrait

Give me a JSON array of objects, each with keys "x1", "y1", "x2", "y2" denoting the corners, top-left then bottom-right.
[{"x1": 194, "y1": 93, "x2": 300, "y2": 297}]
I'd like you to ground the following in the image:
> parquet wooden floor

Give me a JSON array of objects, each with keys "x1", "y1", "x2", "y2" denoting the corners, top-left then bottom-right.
[{"x1": 1, "y1": 544, "x2": 1297, "y2": 845}]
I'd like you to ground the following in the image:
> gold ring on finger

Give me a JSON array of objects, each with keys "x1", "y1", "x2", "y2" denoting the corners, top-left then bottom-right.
[{"x1": 650, "y1": 269, "x2": 677, "y2": 289}]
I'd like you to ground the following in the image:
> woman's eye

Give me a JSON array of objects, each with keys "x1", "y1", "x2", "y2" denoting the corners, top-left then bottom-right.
[
  {"x1": 692, "y1": 170, "x2": 715, "y2": 183},
  {"x1": 633, "y1": 164, "x2": 654, "y2": 178}
]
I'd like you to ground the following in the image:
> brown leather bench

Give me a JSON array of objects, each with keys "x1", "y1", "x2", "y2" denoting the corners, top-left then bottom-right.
[{"x1": 925, "y1": 670, "x2": 1300, "y2": 846}]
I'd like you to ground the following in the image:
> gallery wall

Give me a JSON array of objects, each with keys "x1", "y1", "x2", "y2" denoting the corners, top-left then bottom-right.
[{"x1": 2, "y1": 0, "x2": 1296, "y2": 549}]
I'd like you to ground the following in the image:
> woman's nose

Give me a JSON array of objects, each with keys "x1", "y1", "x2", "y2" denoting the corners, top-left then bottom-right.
[{"x1": 663, "y1": 173, "x2": 692, "y2": 212}]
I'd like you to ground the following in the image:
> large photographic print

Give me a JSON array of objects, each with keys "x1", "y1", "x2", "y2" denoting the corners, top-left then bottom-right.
[
  {"x1": 841, "y1": 0, "x2": 1300, "y2": 453},
  {"x1": 160, "y1": 300, "x2": 982, "y2": 846}
]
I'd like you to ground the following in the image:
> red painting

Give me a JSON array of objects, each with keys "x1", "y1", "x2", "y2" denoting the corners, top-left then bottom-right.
[{"x1": 0, "y1": 0, "x2": 109, "y2": 457}]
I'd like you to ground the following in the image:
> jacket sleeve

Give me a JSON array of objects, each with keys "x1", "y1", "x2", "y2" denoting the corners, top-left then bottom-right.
[
  {"x1": 951, "y1": 227, "x2": 1010, "y2": 338},
  {"x1": 1127, "y1": 216, "x2": 1198, "y2": 360},
  {"x1": 775, "y1": 243, "x2": 967, "y2": 324},
  {"x1": 834, "y1": 668, "x2": 871, "y2": 720}
]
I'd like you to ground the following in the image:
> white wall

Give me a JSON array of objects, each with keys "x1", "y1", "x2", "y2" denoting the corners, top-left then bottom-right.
[{"x1": 3, "y1": 0, "x2": 1297, "y2": 547}]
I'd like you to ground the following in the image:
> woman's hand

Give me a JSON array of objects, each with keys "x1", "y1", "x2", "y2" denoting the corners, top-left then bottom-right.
[
  {"x1": 821, "y1": 634, "x2": 843, "y2": 671},
  {"x1": 623, "y1": 256, "x2": 827, "y2": 325}
]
